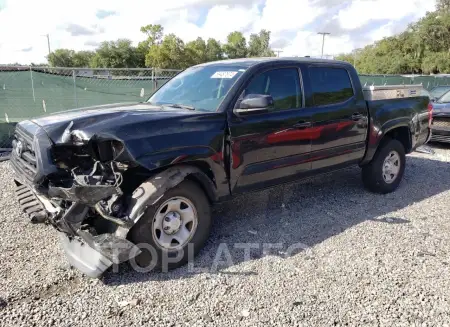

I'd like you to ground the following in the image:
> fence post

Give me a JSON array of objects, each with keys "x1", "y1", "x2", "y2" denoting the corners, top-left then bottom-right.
[
  {"x1": 151, "y1": 68, "x2": 156, "y2": 92},
  {"x1": 72, "y1": 69, "x2": 78, "y2": 107},
  {"x1": 30, "y1": 66, "x2": 36, "y2": 103}
]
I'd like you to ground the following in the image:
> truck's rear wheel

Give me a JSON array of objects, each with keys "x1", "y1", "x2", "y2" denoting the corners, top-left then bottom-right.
[
  {"x1": 362, "y1": 139, "x2": 406, "y2": 194},
  {"x1": 128, "y1": 180, "x2": 211, "y2": 272}
]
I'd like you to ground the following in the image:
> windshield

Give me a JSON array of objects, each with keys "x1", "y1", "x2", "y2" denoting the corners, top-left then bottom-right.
[
  {"x1": 148, "y1": 65, "x2": 246, "y2": 112},
  {"x1": 431, "y1": 86, "x2": 450, "y2": 99},
  {"x1": 437, "y1": 90, "x2": 450, "y2": 103}
]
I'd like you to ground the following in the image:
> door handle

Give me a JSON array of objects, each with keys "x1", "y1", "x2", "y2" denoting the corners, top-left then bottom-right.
[
  {"x1": 351, "y1": 113, "x2": 364, "y2": 121},
  {"x1": 293, "y1": 121, "x2": 312, "y2": 129}
]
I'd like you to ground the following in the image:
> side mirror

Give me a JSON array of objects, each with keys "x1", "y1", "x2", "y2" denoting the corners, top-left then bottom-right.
[
  {"x1": 234, "y1": 94, "x2": 274, "y2": 115},
  {"x1": 431, "y1": 98, "x2": 436, "y2": 102}
]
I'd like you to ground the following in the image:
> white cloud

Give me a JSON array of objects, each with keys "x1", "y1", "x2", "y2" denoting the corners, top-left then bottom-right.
[
  {"x1": 282, "y1": 31, "x2": 353, "y2": 57},
  {"x1": 164, "y1": 5, "x2": 260, "y2": 43},
  {"x1": 0, "y1": 0, "x2": 439, "y2": 64},
  {"x1": 338, "y1": 0, "x2": 436, "y2": 30},
  {"x1": 369, "y1": 22, "x2": 395, "y2": 42},
  {"x1": 255, "y1": 0, "x2": 324, "y2": 33}
]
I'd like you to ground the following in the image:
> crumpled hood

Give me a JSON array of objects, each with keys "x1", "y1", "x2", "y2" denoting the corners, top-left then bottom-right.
[{"x1": 27, "y1": 102, "x2": 197, "y2": 144}]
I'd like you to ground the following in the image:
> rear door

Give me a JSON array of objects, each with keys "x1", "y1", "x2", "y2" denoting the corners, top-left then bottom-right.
[
  {"x1": 228, "y1": 65, "x2": 314, "y2": 193},
  {"x1": 304, "y1": 65, "x2": 368, "y2": 172}
]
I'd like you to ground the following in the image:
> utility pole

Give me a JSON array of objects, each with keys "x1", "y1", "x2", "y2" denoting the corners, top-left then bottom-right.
[
  {"x1": 353, "y1": 48, "x2": 360, "y2": 71},
  {"x1": 318, "y1": 32, "x2": 330, "y2": 58},
  {"x1": 274, "y1": 50, "x2": 284, "y2": 57},
  {"x1": 42, "y1": 34, "x2": 51, "y2": 57}
]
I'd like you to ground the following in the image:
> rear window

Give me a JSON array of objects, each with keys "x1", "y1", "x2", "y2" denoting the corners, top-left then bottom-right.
[{"x1": 309, "y1": 67, "x2": 354, "y2": 106}]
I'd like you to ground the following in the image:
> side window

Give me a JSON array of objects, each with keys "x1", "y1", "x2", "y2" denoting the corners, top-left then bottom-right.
[
  {"x1": 309, "y1": 67, "x2": 354, "y2": 106},
  {"x1": 244, "y1": 68, "x2": 302, "y2": 111}
]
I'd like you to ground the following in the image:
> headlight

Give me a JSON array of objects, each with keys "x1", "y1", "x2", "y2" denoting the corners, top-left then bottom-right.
[{"x1": 92, "y1": 140, "x2": 125, "y2": 162}]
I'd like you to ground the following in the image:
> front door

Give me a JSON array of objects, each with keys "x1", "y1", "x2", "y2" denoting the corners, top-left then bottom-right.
[{"x1": 228, "y1": 66, "x2": 314, "y2": 193}]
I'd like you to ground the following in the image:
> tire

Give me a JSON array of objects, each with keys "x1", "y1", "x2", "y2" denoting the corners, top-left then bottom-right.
[
  {"x1": 362, "y1": 139, "x2": 406, "y2": 194},
  {"x1": 128, "y1": 180, "x2": 211, "y2": 272}
]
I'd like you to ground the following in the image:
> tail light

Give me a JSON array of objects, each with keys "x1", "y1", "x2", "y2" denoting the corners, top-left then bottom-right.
[{"x1": 428, "y1": 102, "x2": 433, "y2": 127}]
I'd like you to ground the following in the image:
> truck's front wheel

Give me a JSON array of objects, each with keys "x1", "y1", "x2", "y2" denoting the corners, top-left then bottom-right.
[
  {"x1": 128, "y1": 180, "x2": 211, "y2": 272},
  {"x1": 362, "y1": 139, "x2": 406, "y2": 194}
]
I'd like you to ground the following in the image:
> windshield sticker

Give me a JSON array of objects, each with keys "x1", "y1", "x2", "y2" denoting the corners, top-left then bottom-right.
[{"x1": 211, "y1": 71, "x2": 238, "y2": 79}]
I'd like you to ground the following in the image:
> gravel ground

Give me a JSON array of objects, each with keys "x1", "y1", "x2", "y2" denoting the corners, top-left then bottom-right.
[{"x1": 1, "y1": 144, "x2": 450, "y2": 326}]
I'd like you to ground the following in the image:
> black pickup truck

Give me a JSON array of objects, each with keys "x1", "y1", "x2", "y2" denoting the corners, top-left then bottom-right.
[{"x1": 10, "y1": 58, "x2": 431, "y2": 277}]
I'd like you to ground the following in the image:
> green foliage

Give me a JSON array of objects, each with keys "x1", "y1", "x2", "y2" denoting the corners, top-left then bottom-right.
[
  {"x1": 72, "y1": 51, "x2": 95, "y2": 67},
  {"x1": 205, "y1": 38, "x2": 223, "y2": 62},
  {"x1": 47, "y1": 49, "x2": 76, "y2": 67},
  {"x1": 185, "y1": 37, "x2": 207, "y2": 65},
  {"x1": 223, "y1": 31, "x2": 247, "y2": 59},
  {"x1": 47, "y1": 24, "x2": 276, "y2": 68},
  {"x1": 140, "y1": 24, "x2": 164, "y2": 47},
  {"x1": 145, "y1": 34, "x2": 187, "y2": 69},
  {"x1": 337, "y1": 7, "x2": 450, "y2": 74},
  {"x1": 437, "y1": 0, "x2": 450, "y2": 12},
  {"x1": 421, "y1": 52, "x2": 450, "y2": 74},
  {"x1": 248, "y1": 30, "x2": 276, "y2": 57},
  {"x1": 90, "y1": 39, "x2": 144, "y2": 68}
]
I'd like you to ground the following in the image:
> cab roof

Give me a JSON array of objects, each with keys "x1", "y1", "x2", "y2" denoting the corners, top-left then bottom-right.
[{"x1": 196, "y1": 57, "x2": 349, "y2": 68}]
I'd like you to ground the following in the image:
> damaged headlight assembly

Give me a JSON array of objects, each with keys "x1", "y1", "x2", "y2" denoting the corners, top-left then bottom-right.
[{"x1": 43, "y1": 122, "x2": 142, "y2": 277}]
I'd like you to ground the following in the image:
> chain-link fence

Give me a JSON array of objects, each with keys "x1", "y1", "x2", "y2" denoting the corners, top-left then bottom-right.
[
  {"x1": 0, "y1": 66, "x2": 181, "y2": 154},
  {"x1": 1, "y1": 66, "x2": 450, "y2": 156}
]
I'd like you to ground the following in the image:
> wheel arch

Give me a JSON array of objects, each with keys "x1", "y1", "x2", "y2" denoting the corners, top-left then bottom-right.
[
  {"x1": 123, "y1": 163, "x2": 219, "y2": 228},
  {"x1": 361, "y1": 121, "x2": 412, "y2": 166}
]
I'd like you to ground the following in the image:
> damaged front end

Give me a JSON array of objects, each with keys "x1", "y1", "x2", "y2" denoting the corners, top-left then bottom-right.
[
  {"x1": 12, "y1": 122, "x2": 144, "y2": 277},
  {"x1": 12, "y1": 119, "x2": 212, "y2": 278}
]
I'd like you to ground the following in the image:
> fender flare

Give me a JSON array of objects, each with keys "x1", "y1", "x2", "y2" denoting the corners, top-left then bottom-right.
[
  {"x1": 125, "y1": 165, "x2": 217, "y2": 224},
  {"x1": 361, "y1": 119, "x2": 412, "y2": 165}
]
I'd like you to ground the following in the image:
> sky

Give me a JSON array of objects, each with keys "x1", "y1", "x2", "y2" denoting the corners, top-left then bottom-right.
[{"x1": 0, "y1": 0, "x2": 437, "y2": 64}]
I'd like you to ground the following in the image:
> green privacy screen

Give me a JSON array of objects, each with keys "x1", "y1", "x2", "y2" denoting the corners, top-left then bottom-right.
[{"x1": 0, "y1": 68, "x2": 448, "y2": 149}]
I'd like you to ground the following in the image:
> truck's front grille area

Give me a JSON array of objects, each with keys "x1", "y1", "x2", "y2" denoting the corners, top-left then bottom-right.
[
  {"x1": 10, "y1": 126, "x2": 38, "y2": 182},
  {"x1": 14, "y1": 183, "x2": 47, "y2": 223},
  {"x1": 432, "y1": 118, "x2": 450, "y2": 129}
]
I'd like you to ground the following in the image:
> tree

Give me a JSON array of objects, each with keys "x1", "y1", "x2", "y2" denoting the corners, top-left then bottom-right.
[
  {"x1": 137, "y1": 25, "x2": 164, "y2": 68},
  {"x1": 145, "y1": 34, "x2": 186, "y2": 69},
  {"x1": 337, "y1": 7, "x2": 450, "y2": 74},
  {"x1": 72, "y1": 51, "x2": 95, "y2": 67},
  {"x1": 205, "y1": 38, "x2": 223, "y2": 62},
  {"x1": 140, "y1": 24, "x2": 164, "y2": 47},
  {"x1": 185, "y1": 37, "x2": 207, "y2": 65},
  {"x1": 437, "y1": 0, "x2": 450, "y2": 12},
  {"x1": 223, "y1": 31, "x2": 247, "y2": 59},
  {"x1": 248, "y1": 30, "x2": 276, "y2": 57},
  {"x1": 90, "y1": 39, "x2": 144, "y2": 68},
  {"x1": 422, "y1": 52, "x2": 450, "y2": 74},
  {"x1": 47, "y1": 49, "x2": 75, "y2": 67}
]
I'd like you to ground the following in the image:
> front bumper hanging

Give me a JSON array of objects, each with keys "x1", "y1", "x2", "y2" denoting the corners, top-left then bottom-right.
[{"x1": 13, "y1": 179, "x2": 140, "y2": 278}]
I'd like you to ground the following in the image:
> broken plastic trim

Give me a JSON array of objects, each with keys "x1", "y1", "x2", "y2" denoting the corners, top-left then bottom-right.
[
  {"x1": 77, "y1": 230, "x2": 141, "y2": 264},
  {"x1": 94, "y1": 203, "x2": 133, "y2": 227},
  {"x1": 48, "y1": 180, "x2": 121, "y2": 206},
  {"x1": 54, "y1": 202, "x2": 89, "y2": 236},
  {"x1": 125, "y1": 165, "x2": 213, "y2": 223},
  {"x1": 48, "y1": 162, "x2": 123, "y2": 206}
]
